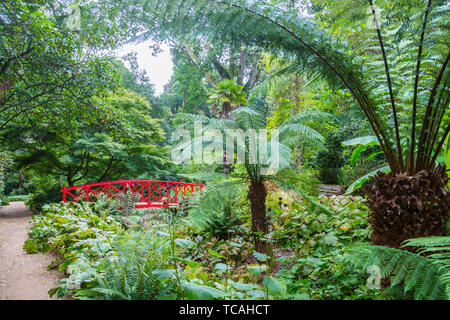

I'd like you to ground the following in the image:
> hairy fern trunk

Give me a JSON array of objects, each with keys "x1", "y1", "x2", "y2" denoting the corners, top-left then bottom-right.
[
  {"x1": 365, "y1": 164, "x2": 450, "y2": 249},
  {"x1": 248, "y1": 180, "x2": 268, "y2": 253}
]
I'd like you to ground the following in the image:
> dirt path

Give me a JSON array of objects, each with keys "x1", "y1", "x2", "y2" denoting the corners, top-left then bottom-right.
[{"x1": 0, "y1": 202, "x2": 67, "y2": 300}]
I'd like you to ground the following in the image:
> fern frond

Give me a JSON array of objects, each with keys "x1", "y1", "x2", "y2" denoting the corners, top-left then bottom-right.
[{"x1": 347, "y1": 244, "x2": 448, "y2": 300}]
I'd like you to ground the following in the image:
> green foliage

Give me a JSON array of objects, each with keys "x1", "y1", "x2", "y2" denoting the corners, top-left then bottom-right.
[
  {"x1": 24, "y1": 240, "x2": 38, "y2": 254},
  {"x1": 9, "y1": 88, "x2": 172, "y2": 208},
  {"x1": 89, "y1": 194, "x2": 122, "y2": 216},
  {"x1": 341, "y1": 135, "x2": 389, "y2": 193},
  {"x1": 276, "y1": 110, "x2": 327, "y2": 157},
  {"x1": 346, "y1": 241, "x2": 449, "y2": 300},
  {"x1": 208, "y1": 79, "x2": 248, "y2": 113},
  {"x1": 1, "y1": 0, "x2": 120, "y2": 131},
  {"x1": 6, "y1": 195, "x2": 30, "y2": 202},
  {"x1": 0, "y1": 151, "x2": 12, "y2": 206},
  {"x1": 315, "y1": 133, "x2": 346, "y2": 184},
  {"x1": 27, "y1": 201, "x2": 255, "y2": 300},
  {"x1": 26, "y1": 185, "x2": 62, "y2": 212},
  {"x1": 345, "y1": 166, "x2": 390, "y2": 195},
  {"x1": 28, "y1": 202, "x2": 124, "y2": 257},
  {"x1": 195, "y1": 205, "x2": 242, "y2": 240},
  {"x1": 404, "y1": 236, "x2": 450, "y2": 298},
  {"x1": 170, "y1": 46, "x2": 210, "y2": 115},
  {"x1": 0, "y1": 152, "x2": 12, "y2": 196},
  {"x1": 0, "y1": 197, "x2": 9, "y2": 207},
  {"x1": 275, "y1": 168, "x2": 321, "y2": 197},
  {"x1": 269, "y1": 194, "x2": 375, "y2": 299},
  {"x1": 342, "y1": 136, "x2": 382, "y2": 166},
  {"x1": 189, "y1": 183, "x2": 245, "y2": 239},
  {"x1": 74, "y1": 232, "x2": 175, "y2": 300},
  {"x1": 7, "y1": 0, "x2": 450, "y2": 302}
]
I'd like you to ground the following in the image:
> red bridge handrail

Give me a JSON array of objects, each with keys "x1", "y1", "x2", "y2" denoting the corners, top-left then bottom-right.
[{"x1": 62, "y1": 180, "x2": 204, "y2": 209}]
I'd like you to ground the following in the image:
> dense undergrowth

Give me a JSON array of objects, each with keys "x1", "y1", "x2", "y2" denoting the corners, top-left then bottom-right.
[{"x1": 25, "y1": 188, "x2": 385, "y2": 300}]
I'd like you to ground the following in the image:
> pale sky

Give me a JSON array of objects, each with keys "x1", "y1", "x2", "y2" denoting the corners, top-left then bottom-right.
[{"x1": 115, "y1": 40, "x2": 174, "y2": 96}]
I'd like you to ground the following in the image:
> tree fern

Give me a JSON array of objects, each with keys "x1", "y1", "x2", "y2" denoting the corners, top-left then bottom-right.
[
  {"x1": 404, "y1": 236, "x2": 450, "y2": 297},
  {"x1": 347, "y1": 237, "x2": 450, "y2": 300}
]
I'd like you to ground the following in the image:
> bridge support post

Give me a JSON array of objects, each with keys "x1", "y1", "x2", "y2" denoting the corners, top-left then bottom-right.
[{"x1": 62, "y1": 186, "x2": 67, "y2": 203}]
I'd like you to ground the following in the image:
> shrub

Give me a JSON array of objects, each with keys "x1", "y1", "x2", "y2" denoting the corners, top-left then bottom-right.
[
  {"x1": 24, "y1": 239, "x2": 38, "y2": 254},
  {"x1": 314, "y1": 134, "x2": 346, "y2": 184},
  {"x1": 196, "y1": 204, "x2": 242, "y2": 240},
  {"x1": 268, "y1": 195, "x2": 377, "y2": 299},
  {"x1": 72, "y1": 232, "x2": 176, "y2": 300},
  {"x1": 26, "y1": 186, "x2": 62, "y2": 212}
]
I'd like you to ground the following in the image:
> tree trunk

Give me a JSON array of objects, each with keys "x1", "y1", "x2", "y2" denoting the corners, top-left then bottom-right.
[
  {"x1": 67, "y1": 176, "x2": 74, "y2": 187},
  {"x1": 221, "y1": 101, "x2": 233, "y2": 175},
  {"x1": 295, "y1": 144, "x2": 303, "y2": 168},
  {"x1": 18, "y1": 170, "x2": 24, "y2": 189},
  {"x1": 223, "y1": 152, "x2": 230, "y2": 175},
  {"x1": 365, "y1": 164, "x2": 450, "y2": 249},
  {"x1": 248, "y1": 180, "x2": 268, "y2": 253}
]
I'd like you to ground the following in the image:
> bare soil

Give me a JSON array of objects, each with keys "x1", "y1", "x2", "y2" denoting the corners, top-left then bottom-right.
[{"x1": 0, "y1": 202, "x2": 67, "y2": 300}]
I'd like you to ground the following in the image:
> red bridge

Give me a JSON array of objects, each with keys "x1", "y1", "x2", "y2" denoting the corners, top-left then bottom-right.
[{"x1": 62, "y1": 180, "x2": 204, "y2": 209}]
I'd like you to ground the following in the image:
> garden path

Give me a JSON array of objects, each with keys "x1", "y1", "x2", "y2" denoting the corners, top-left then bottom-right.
[{"x1": 0, "y1": 202, "x2": 67, "y2": 300}]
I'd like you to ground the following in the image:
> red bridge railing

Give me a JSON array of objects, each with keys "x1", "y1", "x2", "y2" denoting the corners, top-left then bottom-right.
[{"x1": 62, "y1": 180, "x2": 204, "y2": 209}]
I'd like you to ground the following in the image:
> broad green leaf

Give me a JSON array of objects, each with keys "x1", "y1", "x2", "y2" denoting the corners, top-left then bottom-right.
[
  {"x1": 208, "y1": 248, "x2": 226, "y2": 259},
  {"x1": 214, "y1": 263, "x2": 229, "y2": 273},
  {"x1": 247, "y1": 264, "x2": 267, "y2": 275},
  {"x1": 253, "y1": 251, "x2": 269, "y2": 262},
  {"x1": 230, "y1": 281, "x2": 260, "y2": 291},
  {"x1": 324, "y1": 233, "x2": 338, "y2": 246},
  {"x1": 182, "y1": 282, "x2": 227, "y2": 300},
  {"x1": 153, "y1": 268, "x2": 175, "y2": 281},
  {"x1": 228, "y1": 241, "x2": 242, "y2": 247},
  {"x1": 157, "y1": 294, "x2": 178, "y2": 300},
  {"x1": 180, "y1": 258, "x2": 200, "y2": 268},
  {"x1": 346, "y1": 166, "x2": 390, "y2": 194},
  {"x1": 247, "y1": 290, "x2": 266, "y2": 299},
  {"x1": 366, "y1": 150, "x2": 384, "y2": 161},
  {"x1": 156, "y1": 231, "x2": 170, "y2": 237},
  {"x1": 350, "y1": 144, "x2": 369, "y2": 165},
  {"x1": 294, "y1": 293, "x2": 311, "y2": 300},
  {"x1": 342, "y1": 136, "x2": 379, "y2": 147},
  {"x1": 263, "y1": 276, "x2": 287, "y2": 297},
  {"x1": 174, "y1": 238, "x2": 195, "y2": 248}
]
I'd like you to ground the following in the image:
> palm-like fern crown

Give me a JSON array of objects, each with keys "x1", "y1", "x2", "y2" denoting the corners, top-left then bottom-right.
[
  {"x1": 174, "y1": 104, "x2": 296, "y2": 181},
  {"x1": 105, "y1": 0, "x2": 449, "y2": 174},
  {"x1": 207, "y1": 79, "x2": 248, "y2": 107}
]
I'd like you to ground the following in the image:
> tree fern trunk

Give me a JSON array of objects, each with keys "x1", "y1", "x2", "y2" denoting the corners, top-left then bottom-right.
[
  {"x1": 365, "y1": 164, "x2": 450, "y2": 249},
  {"x1": 248, "y1": 180, "x2": 268, "y2": 253}
]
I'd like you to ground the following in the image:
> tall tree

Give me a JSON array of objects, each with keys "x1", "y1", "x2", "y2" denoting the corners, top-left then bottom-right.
[
  {"x1": 2, "y1": 91, "x2": 170, "y2": 189},
  {"x1": 0, "y1": 0, "x2": 120, "y2": 130}
]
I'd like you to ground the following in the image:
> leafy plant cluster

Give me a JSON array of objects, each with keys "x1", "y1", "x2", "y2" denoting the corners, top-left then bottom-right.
[
  {"x1": 347, "y1": 236, "x2": 450, "y2": 300},
  {"x1": 26, "y1": 201, "x2": 284, "y2": 300},
  {"x1": 0, "y1": 151, "x2": 12, "y2": 205},
  {"x1": 264, "y1": 192, "x2": 379, "y2": 299}
]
